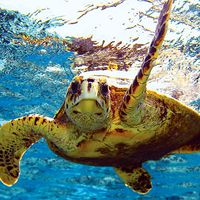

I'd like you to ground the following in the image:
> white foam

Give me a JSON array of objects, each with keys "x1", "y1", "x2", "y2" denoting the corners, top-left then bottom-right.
[{"x1": 0, "y1": 0, "x2": 156, "y2": 44}]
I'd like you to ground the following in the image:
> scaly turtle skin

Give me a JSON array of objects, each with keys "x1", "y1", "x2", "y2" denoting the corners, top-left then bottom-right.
[{"x1": 0, "y1": 0, "x2": 199, "y2": 194}]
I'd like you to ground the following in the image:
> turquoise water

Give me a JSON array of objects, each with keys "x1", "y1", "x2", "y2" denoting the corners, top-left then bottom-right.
[{"x1": 0, "y1": 5, "x2": 200, "y2": 200}]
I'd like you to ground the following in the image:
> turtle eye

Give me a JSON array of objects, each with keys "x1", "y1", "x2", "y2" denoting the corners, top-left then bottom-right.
[
  {"x1": 101, "y1": 84, "x2": 109, "y2": 96},
  {"x1": 71, "y1": 81, "x2": 80, "y2": 94}
]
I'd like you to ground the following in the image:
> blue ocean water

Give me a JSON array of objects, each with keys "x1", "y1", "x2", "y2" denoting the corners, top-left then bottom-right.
[{"x1": 0, "y1": 4, "x2": 200, "y2": 200}]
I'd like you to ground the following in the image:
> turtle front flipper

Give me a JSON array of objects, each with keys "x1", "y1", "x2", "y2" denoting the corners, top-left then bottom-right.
[
  {"x1": 0, "y1": 115, "x2": 54, "y2": 186},
  {"x1": 114, "y1": 166, "x2": 152, "y2": 194},
  {"x1": 119, "y1": 0, "x2": 173, "y2": 124}
]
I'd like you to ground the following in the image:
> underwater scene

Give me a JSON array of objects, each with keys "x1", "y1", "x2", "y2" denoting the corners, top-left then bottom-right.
[{"x1": 0, "y1": 0, "x2": 199, "y2": 199}]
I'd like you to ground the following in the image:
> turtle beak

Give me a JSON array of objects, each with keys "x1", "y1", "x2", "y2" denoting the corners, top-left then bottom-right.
[
  {"x1": 67, "y1": 79, "x2": 104, "y2": 109},
  {"x1": 76, "y1": 80, "x2": 108, "y2": 114},
  {"x1": 72, "y1": 99, "x2": 103, "y2": 115}
]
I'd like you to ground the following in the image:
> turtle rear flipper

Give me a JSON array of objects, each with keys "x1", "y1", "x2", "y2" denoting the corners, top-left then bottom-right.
[
  {"x1": 0, "y1": 115, "x2": 53, "y2": 186},
  {"x1": 114, "y1": 166, "x2": 152, "y2": 194}
]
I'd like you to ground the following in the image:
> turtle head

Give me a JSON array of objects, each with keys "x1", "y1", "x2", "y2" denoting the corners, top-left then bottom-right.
[{"x1": 65, "y1": 76, "x2": 111, "y2": 131}]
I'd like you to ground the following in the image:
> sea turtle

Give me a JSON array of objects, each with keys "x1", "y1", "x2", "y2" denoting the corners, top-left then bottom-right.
[{"x1": 0, "y1": 0, "x2": 199, "y2": 194}]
